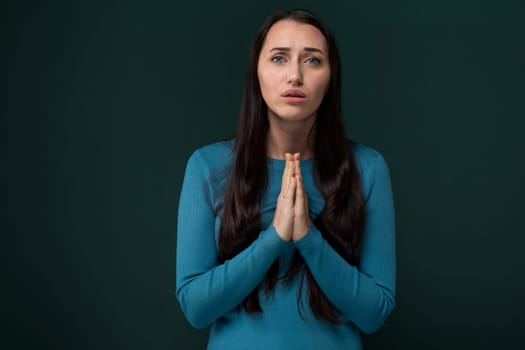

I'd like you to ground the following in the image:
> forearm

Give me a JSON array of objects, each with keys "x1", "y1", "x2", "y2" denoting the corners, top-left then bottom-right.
[
  {"x1": 176, "y1": 225, "x2": 287, "y2": 329},
  {"x1": 294, "y1": 226, "x2": 395, "y2": 333}
]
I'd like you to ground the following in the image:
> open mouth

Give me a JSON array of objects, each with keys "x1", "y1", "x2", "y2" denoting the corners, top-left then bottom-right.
[
  {"x1": 282, "y1": 89, "x2": 306, "y2": 98},
  {"x1": 281, "y1": 89, "x2": 306, "y2": 103}
]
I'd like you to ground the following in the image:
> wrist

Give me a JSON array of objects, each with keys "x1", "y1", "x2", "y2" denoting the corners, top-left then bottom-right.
[{"x1": 292, "y1": 222, "x2": 311, "y2": 241}]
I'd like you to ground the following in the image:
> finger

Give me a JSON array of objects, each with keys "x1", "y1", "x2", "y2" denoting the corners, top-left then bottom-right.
[
  {"x1": 287, "y1": 152, "x2": 294, "y2": 177},
  {"x1": 292, "y1": 153, "x2": 301, "y2": 176},
  {"x1": 280, "y1": 153, "x2": 291, "y2": 196},
  {"x1": 287, "y1": 176, "x2": 297, "y2": 205},
  {"x1": 295, "y1": 174, "x2": 305, "y2": 211},
  {"x1": 287, "y1": 152, "x2": 295, "y2": 184},
  {"x1": 295, "y1": 159, "x2": 302, "y2": 180},
  {"x1": 296, "y1": 173, "x2": 308, "y2": 210}
]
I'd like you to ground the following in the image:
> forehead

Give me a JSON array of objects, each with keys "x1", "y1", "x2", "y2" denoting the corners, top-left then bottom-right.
[{"x1": 262, "y1": 20, "x2": 328, "y2": 52}]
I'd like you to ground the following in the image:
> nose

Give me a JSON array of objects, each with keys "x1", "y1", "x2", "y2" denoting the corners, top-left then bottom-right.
[{"x1": 287, "y1": 62, "x2": 303, "y2": 86}]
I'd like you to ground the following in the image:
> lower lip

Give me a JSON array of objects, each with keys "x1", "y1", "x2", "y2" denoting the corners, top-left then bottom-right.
[{"x1": 282, "y1": 96, "x2": 306, "y2": 103}]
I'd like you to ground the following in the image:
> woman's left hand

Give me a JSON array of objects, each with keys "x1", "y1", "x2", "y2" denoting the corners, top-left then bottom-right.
[{"x1": 292, "y1": 153, "x2": 311, "y2": 241}]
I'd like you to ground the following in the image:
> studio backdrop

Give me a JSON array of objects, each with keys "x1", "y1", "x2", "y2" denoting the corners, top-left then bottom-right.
[{"x1": 6, "y1": 0, "x2": 525, "y2": 349}]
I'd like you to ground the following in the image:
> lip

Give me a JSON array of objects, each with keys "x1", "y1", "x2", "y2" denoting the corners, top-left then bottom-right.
[
  {"x1": 281, "y1": 89, "x2": 306, "y2": 98},
  {"x1": 281, "y1": 89, "x2": 306, "y2": 103}
]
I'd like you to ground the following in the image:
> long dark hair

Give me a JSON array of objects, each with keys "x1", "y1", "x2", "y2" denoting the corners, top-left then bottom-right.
[{"x1": 218, "y1": 9, "x2": 365, "y2": 324}]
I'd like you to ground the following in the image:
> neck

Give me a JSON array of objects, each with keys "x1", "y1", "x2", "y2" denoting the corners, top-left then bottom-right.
[{"x1": 266, "y1": 115, "x2": 316, "y2": 160}]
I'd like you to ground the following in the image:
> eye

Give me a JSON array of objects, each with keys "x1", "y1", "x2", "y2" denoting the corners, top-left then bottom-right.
[
  {"x1": 271, "y1": 55, "x2": 286, "y2": 64},
  {"x1": 305, "y1": 57, "x2": 321, "y2": 65}
]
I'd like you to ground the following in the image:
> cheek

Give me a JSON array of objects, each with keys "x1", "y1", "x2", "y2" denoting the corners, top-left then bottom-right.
[
  {"x1": 258, "y1": 75, "x2": 270, "y2": 101},
  {"x1": 260, "y1": 68, "x2": 281, "y2": 86},
  {"x1": 319, "y1": 72, "x2": 331, "y2": 99},
  {"x1": 259, "y1": 69, "x2": 285, "y2": 99},
  {"x1": 313, "y1": 72, "x2": 331, "y2": 99},
  {"x1": 257, "y1": 71, "x2": 269, "y2": 98},
  {"x1": 258, "y1": 64, "x2": 270, "y2": 87},
  {"x1": 308, "y1": 73, "x2": 330, "y2": 111}
]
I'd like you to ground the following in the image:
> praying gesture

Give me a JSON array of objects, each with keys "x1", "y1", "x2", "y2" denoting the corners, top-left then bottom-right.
[
  {"x1": 272, "y1": 153, "x2": 312, "y2": 241},
  {"x1": 177, "y1": 10, "x2": 397, "y2": 346}
]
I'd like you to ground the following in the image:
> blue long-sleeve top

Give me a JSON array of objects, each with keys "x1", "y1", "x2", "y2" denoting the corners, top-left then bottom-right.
[{"x1": 176, "y1": 140, "x2": 396, "y2": 350}]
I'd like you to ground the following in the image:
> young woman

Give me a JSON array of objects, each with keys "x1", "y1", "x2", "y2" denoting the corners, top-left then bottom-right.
[{"x1": 176, "y1": 9, "x2": 396, "y2": 349}]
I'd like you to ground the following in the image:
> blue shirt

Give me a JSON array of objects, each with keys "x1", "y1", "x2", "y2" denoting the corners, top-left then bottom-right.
[{"x1": 176, "y1": 140, "x2": 396, "y2": 349}]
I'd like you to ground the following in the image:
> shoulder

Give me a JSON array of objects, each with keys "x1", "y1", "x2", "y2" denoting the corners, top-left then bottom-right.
[
  {"x1": 183, "y1": 140, "x2": 234, "y2": 201},
  {"x1": 348, "y1": 141, "x2": 391, "y2": 196},
  {"x1": 350, "y1": 141, "x2": 387, "y2": 171},
  {"x1": 186, "y1": 139, "x2": 235, "y2": 174}
]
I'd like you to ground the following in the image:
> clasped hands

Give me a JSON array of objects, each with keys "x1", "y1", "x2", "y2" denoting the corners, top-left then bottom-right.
[{"x1": 272, "y1": 153, "x2": 312, "y2": 242}]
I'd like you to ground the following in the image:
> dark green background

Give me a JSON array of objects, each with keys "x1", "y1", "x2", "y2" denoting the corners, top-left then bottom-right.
[{"x1": 5, "y1": 0, "x2": 525, "y2": 349}]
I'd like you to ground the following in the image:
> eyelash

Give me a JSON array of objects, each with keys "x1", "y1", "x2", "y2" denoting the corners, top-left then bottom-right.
[
  {"x1": 305, "y1": 57, "x2": 320, "y2": 65},
  {"x1": 271, "y1": 55, "x2": 321, "y2": 65}
]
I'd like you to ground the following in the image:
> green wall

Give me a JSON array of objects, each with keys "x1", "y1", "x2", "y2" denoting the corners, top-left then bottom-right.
[{"x1": 6, "y1": 0, "x2": 525, "y2": 349}]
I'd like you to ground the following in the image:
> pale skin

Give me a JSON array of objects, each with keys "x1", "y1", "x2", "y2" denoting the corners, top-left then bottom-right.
[
  {"x1": 272, "y1": 152, "x2": 312, "y2": 241},
  {"x1": 256, "y1": 20, "x2": 330, "y2": 241}
]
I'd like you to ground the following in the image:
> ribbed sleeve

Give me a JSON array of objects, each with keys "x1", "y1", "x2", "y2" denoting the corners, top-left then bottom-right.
[
  {"x1": 294, "y1": 152, "x2": 396, "y2": 333},
  {"x1": 176, "y1": 149, "x2": 289, "y2": 329}
]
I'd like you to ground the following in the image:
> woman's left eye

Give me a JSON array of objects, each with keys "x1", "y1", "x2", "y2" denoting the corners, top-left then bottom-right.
[{"x1": 305, "y1": 57, "x2": 320, "y2": 65}]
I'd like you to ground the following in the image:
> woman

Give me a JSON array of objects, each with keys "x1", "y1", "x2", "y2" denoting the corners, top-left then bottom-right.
[{"x1": 176, "y1": 9, "x2": 396, "y2": 349}]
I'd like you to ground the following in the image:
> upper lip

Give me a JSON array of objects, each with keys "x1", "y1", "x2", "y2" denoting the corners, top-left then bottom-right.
[{"x1": 281, "y1": 89, "x2": 306, "y2": 98}]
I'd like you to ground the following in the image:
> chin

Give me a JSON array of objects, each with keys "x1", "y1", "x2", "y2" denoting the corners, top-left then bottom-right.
[{"x1": 270, "y1": 108, "x2": 317, "y2": 123}]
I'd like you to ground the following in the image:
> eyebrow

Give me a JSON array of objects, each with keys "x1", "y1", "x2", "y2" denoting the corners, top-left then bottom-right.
[{"x1": 269, "y1": 47, "x2": 325, "y2": 54}]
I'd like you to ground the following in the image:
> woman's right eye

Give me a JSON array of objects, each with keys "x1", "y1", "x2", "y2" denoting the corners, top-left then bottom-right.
[{"x1": 271, "y1": 56, "x2": 285, "y2": 63}]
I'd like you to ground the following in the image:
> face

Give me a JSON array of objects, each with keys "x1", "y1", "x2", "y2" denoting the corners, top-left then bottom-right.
[{"x1": 257, "y1": 20, "x2": 331, "y2": 123}]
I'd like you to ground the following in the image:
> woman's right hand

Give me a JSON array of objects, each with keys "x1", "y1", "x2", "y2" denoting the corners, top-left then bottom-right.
[{"x1": 272, "y1": 153, "x2": 296, "y2": 241}]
